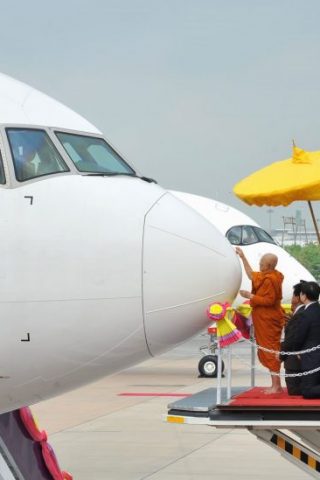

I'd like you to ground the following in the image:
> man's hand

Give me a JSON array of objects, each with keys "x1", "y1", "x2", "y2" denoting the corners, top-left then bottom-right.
[
  {"x1": 240, "y1": 289, "x2": 253, "y2": 299},
  {"x1": 235, "y1": 247, "x2": 245, "y2": 259}
]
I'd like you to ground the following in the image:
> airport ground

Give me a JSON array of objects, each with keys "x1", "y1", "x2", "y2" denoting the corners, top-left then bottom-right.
[{"x1": 33, "y1": 337, "x2": 310, "y2": 480}]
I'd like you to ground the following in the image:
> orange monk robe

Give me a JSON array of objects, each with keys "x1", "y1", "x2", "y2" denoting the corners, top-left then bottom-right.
[{"x1": 250, "y1": 270, "x2": 285, "y2": 373}]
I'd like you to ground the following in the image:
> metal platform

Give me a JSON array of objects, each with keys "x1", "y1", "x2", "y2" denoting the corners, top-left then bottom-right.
[
  {"x1": 167, "y1": 386, "x2": 246, "y2": 413},
  {"x1": 167, "y1": 387, "x2": 320, "y2": 428}
]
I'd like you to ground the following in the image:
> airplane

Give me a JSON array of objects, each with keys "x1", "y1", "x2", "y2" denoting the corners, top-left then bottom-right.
[
  {"x1": 172, "y1": 191, "x2": 315, "y2": 304},
  {"x1": 0, "y1": 73, "x2": 242, "y2": 415}
]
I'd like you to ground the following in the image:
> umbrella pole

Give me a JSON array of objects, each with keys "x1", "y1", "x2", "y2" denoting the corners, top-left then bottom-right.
[{"x1": 307, "y1": 201, "x2": 320, "y2": 244}]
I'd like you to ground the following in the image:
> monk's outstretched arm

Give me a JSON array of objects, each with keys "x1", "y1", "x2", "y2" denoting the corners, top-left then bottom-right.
[
  {"x1": 250, "y1": 279, "x2": 277, "y2": 307},
  {"x1": 235, "y1": 247, "x2": 253, "y2": 280}
]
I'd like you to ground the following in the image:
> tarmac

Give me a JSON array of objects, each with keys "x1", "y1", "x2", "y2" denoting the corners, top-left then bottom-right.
[{"x1": 32, "y1": 337, "x2": 311, "y2": 480}]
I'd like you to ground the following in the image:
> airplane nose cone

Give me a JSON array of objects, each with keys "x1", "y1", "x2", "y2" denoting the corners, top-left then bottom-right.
[{"x1": 142, "y1": 193, "x2": 241, "y2": 356}]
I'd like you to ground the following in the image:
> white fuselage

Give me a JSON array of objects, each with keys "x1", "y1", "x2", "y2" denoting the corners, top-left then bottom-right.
[
  {"x1": 0, "y1": 73, "x2": 242, "y2": 413},
  {"x1": 172, "y1": 191, "x2": 315, "y2": 304}
]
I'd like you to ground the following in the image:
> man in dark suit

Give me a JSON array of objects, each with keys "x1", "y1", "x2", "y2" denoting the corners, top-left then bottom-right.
[
  {"x1": 294, "y1": 281, "x2": 320, "y2": 399},
  {"x1": 280, "y1": 282, "x2": 305, "y2": 395}
]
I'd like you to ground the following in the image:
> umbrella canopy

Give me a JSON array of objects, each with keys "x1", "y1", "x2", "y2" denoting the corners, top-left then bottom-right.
[{"x1": 233, "y1": 146, "x2": 320, "y2": 242}]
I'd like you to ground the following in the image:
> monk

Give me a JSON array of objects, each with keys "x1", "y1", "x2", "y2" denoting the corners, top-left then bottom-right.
[{"x1": 236, "y1": 247, "x2": 285, "y2": 394}]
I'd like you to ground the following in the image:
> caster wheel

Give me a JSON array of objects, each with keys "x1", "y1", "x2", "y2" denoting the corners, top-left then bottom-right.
[{"x1": 198, "y1": 355, "x2": 225, "y2": 378}]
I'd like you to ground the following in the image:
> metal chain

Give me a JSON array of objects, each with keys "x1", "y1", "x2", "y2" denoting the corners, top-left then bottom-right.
[
  {"x1": 243, "y1": 337, "x2": 320, "y2": 356},
  {"x1": 231, "y1": 351, "x2": 320, "y2": 378},
  {"x1": 280, "y1": 366, "x2": 320, "y2": 378}
]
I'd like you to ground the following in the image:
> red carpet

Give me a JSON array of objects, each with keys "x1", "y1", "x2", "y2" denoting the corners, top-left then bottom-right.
[{"x1": 226, "y1": 387, "x2": 320, "y2": 409}]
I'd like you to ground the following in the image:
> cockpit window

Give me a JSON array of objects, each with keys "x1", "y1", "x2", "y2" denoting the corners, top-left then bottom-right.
[
  {"x1": 226, "y1": 225, "x2": 276, "y2": 246},
  {"x1": 7, "y1": 129, "x2": 69, "y2": 182},
  {"x1": 0, "y1": 150, "x2": 5, "y2": 185},
  {"x1": 242, "y1": 226, "x2": 259, "y2": 245},
  {"x1": 55, "y1": 132, "x2": 135, "y2": 175},
  {"x1": 226, "y1": 226, "x2": 242, "y2": 245},
  {"x1": 253, "y1": 227, "x2": 276, "y2": 244}
]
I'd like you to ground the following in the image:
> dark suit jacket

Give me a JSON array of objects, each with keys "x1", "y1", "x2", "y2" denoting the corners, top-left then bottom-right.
[
  {"x1": 294, "y1": 302, "x2": 320, "y2": 372},
  {"x1": 280, "y1": 306, "x2": 304, "y2": 371}
]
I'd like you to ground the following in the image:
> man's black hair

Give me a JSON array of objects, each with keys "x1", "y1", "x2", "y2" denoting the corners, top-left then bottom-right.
[
  {"x1": 300, "y1": 281, "x2": 320, "y2": 301},
  {"x1": 293, "y1": 280, "x2": 308, "y2": 297},
  {"x1": 293, "y1": 282, "x2": 303, "y2": 297}
]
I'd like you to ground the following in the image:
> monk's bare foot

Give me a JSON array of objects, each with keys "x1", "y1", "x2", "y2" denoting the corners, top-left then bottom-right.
[{"x1": 264, "y1": 386, "x2": 284, "y2": 395}]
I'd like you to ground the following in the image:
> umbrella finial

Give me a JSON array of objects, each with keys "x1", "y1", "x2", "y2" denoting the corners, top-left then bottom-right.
[
  {"x1": 292, "y1": 145, "x2": 312, "y2": 164},
  {"x1": 292, "y1": 139, "x2": 296, "y2": 147}
]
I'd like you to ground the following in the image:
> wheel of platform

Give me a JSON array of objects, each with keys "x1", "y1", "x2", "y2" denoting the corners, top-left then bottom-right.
[{"x1": 198, "y1": 355, "x2": 224, "y2": 378}]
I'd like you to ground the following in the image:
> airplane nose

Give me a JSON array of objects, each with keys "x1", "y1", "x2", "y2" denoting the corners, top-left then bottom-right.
[{"x1": 142, "y1": 193, "x2": 241, "y2": 356}]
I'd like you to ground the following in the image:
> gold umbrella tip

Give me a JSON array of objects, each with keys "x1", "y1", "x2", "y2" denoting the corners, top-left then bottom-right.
[{"x1": 292, "y1": 145, "x2": 312, "y2": 164}]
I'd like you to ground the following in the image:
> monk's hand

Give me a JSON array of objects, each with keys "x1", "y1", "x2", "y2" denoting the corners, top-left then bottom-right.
[
  {"x1": 235, "y1": 247, "x2": 245, "y2": 258},
  {"x1": 240, "y1": 289, "x2": 252, "y2": 299}
]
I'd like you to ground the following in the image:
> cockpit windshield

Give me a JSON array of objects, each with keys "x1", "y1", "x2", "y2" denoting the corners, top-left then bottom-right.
[
  {"x1": 55, "y1": 132, "x2": 135, "y2": 175},
  {"x1": 226, "y1": 225, "x2": 276, "y2": 246},
  {"x1": 7, "y1": 128, "x2": 69, "y2": 182}
]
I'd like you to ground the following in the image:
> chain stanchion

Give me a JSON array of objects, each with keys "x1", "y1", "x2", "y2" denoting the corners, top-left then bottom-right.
[
  {"x1": 216, "y1": 343, "x2": 222, "y2": 404},
  {"x1": 227, "y1": 345, "x2": 232, "y2": 400}
]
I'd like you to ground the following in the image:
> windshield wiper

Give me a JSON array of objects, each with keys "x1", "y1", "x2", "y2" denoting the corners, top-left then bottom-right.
[
  {"x1": 85, "y1": 172, "x2": 157, "y2": 183},
  {"x1": 139, "y1": 176, "x2": 157, "y2": 183},
  {"x1": 85, "y1": 172, "x2": 136, "y2": 177}
]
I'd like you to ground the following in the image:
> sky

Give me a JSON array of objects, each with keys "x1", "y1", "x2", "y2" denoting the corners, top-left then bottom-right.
[{"x1": 1, "y1": 0, "x2": 320, "y2": 232}]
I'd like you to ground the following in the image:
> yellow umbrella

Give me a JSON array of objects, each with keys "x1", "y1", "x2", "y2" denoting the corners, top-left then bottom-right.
[{"x1": 233, "y1": 146, "x2": 320, "y2": 243}]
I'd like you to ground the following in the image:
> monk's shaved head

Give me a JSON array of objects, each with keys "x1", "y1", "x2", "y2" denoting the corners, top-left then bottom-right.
[{"x1": 259, "y1": 253, "x2": 278, "y2": 272}]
